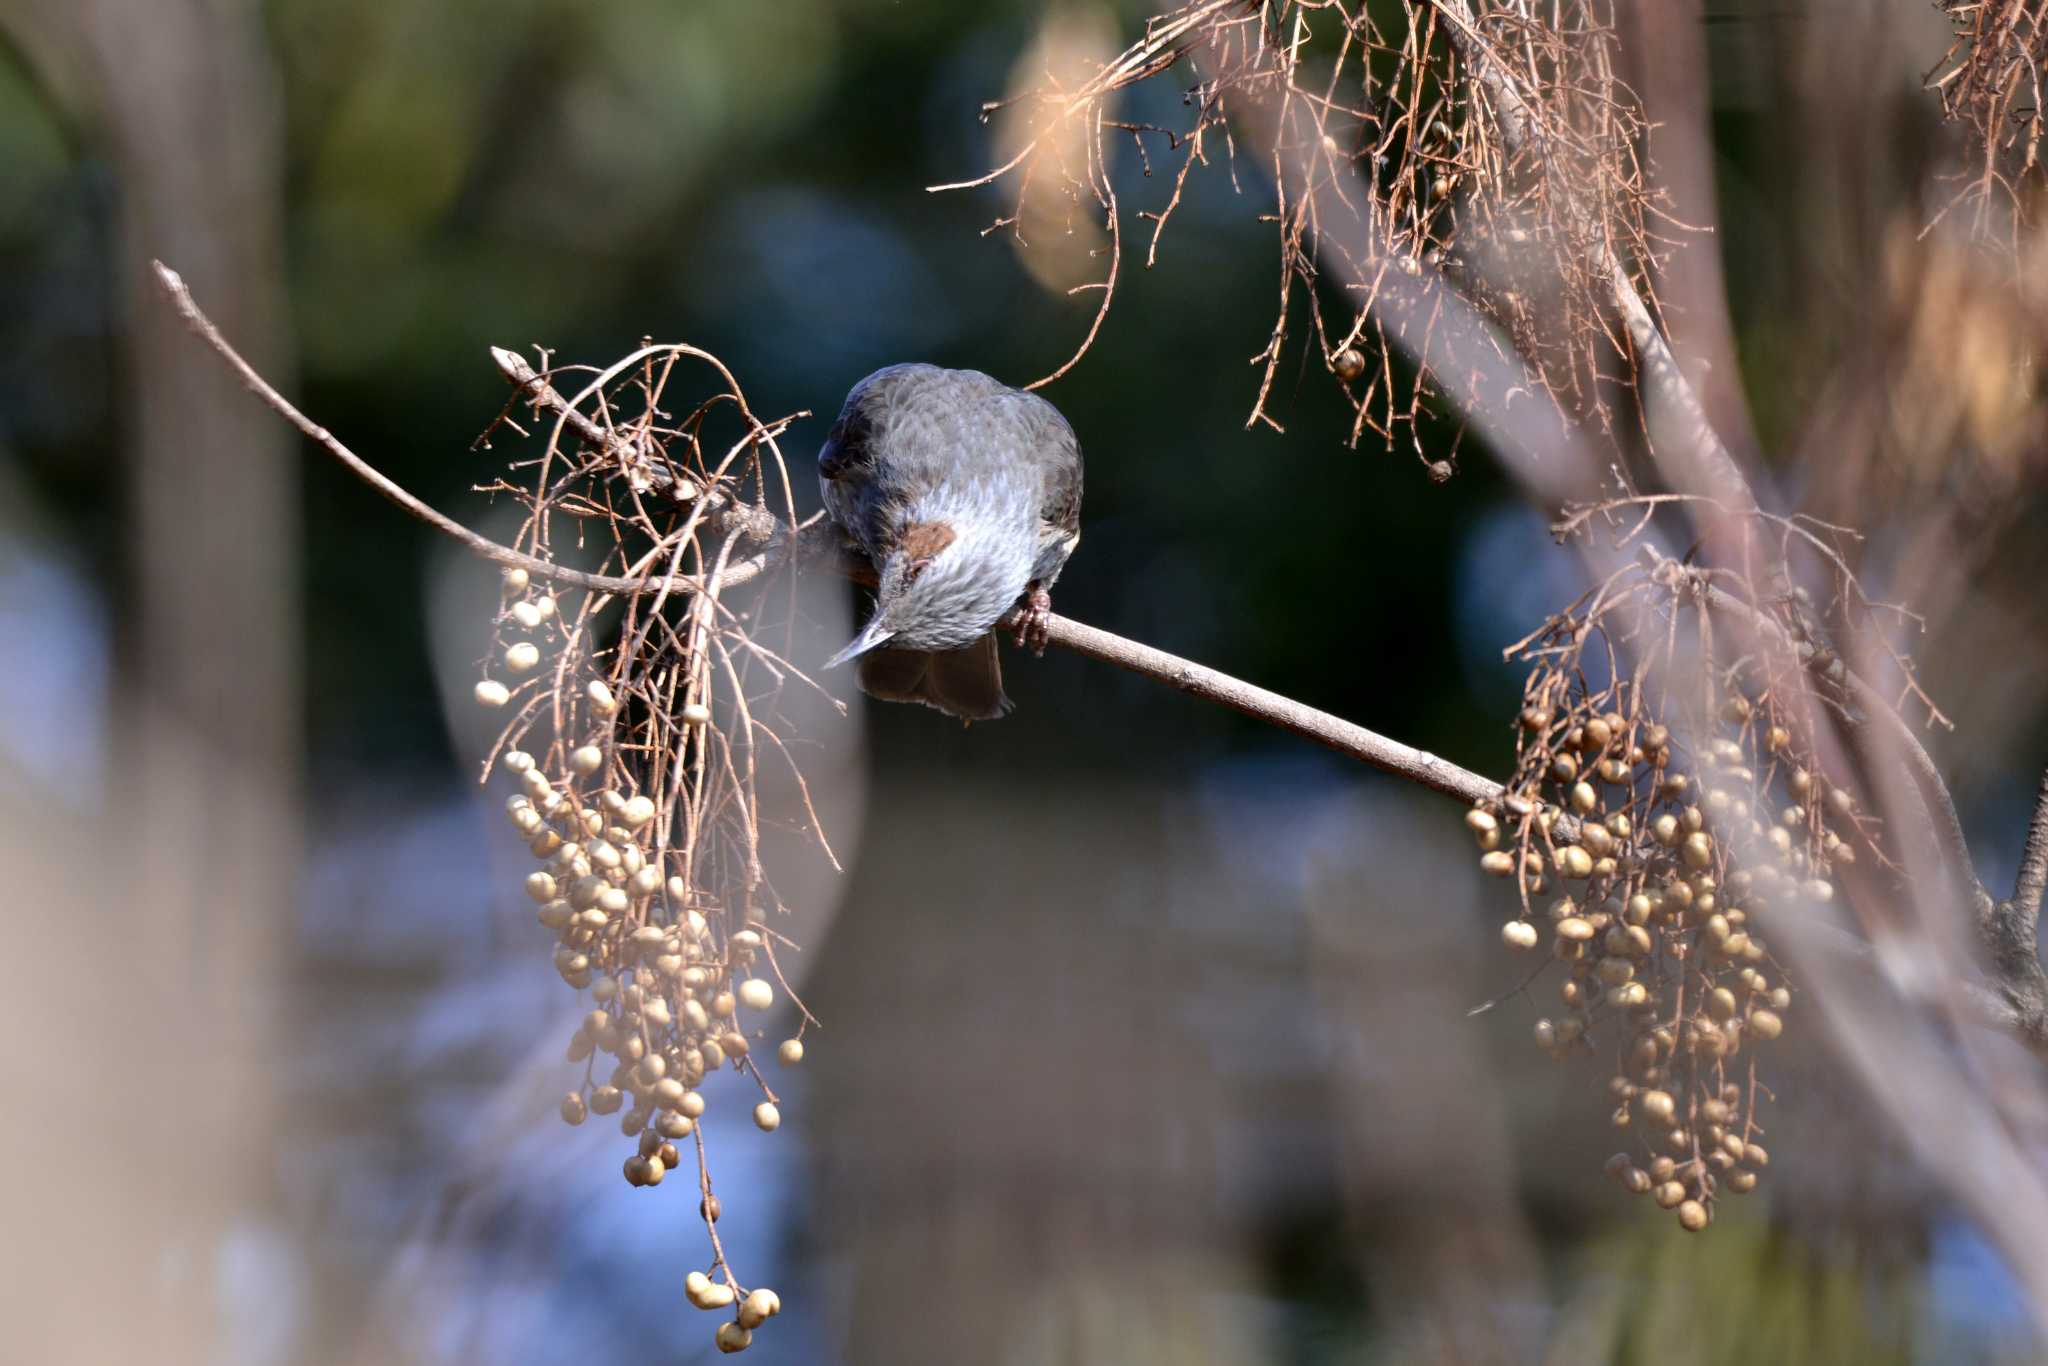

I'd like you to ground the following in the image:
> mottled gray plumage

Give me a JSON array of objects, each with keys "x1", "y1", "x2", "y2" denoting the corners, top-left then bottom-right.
[{"x1": 818, "y1": 363, "x2": 1084, "y2": 721}]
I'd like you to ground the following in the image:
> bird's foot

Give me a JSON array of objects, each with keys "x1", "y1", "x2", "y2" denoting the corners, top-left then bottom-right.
[{"x1": 1012, "y1": 585, "x2": 1053, "y2": 655}]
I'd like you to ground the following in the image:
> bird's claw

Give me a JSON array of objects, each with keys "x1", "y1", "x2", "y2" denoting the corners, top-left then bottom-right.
[{"x1": 1013, "y1": 586, "x2": 1053, "y2": 656}]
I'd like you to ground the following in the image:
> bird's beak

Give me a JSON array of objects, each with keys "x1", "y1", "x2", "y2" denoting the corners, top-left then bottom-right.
[{"x1": 824, "y1": 618, "x2": 897, "y2": 669}]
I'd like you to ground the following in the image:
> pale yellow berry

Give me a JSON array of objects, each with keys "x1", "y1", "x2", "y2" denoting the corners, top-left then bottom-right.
[
  {"x1": 511, "y1": 600, "x2": 543, "y2": 629},
  {"x1": 683, "y1": 703, "x2": 712, "y2": 727},
  {"x1": 525, "y1": 871, "x2": 558, "y2": 903},
  {"x1": 1502, "y1": 920, "x2": 1540, "y2": 950},
  {"x1": 1640, "y1": 1089, "x2": 1676, "y2": 1123},
  {"x1": 778, "y1": 1039, "x2": 804, "y2": 1065},
  {"x1": 570, "y1": 745, "x2": 604, "y2": 775},
  {"x1": 621, "y1": 795, "x2": 657, "y2": 829},
  {"x1": 678, "y1": 1090, "x2": 707, "y2": 1118},
  {"x1": 1747, "y1": 1008, "x2": 1784, "y2": 1040},
  {"x1": 715, "y1": 1322, "x2": 751, "y2": 1353},
  {"x1": 738, "y1": 978, "x2": 775, "y2": 1011},
  {"x1": 587, "y1": 679, "x2": 619, "y2": 714},
  {"x1": 1677, "y1": 1199, "x2": 1709, "y2": 1231},
  {"x1": 559, "y1": 1092, "x2": 586, "y2": 1125},
  {"x1": 1682, "y1": 831, "x2": 1714, "y2": 870},
  {"x1": 738, "y1": 1287, "x2": 781, "y2": 1329},
  {"x1": 754, "y1": 1102, "x2": 781, "y2": 1132},
  {"x1": 535, "y1": 595, "x2": 556, "y2": 620},
  {"x1": 505, "y1": 641, "x2": 542, "y2": 672},
  {"x1": 474, "y1": 679, "x2": 511, "y2": 708}
]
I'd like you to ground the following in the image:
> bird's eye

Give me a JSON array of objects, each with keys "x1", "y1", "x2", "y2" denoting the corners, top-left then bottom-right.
[{"x1": 905, "y1": 557, "x2": 933, "y2": 583}]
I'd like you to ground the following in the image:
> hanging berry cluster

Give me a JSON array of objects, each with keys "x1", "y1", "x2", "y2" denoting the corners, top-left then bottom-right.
[
  {"x1": 1465, "y1": 522, "x2": 1913, "y2": 1233},
  {"x1": 467, "y1": 344, "x2": 834, "y2": 1353}
]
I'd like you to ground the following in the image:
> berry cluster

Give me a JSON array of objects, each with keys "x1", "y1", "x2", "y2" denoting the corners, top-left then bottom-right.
[
  {"x1": 1468, "y1": 568, "x2": 1878, "y2": 1232},
  {"x1": 465, "y1": 343, "x2": 824, "y2": 1351},
  {"x1": 473, "y1": 562, "x2": 802, "y2": 1350}
]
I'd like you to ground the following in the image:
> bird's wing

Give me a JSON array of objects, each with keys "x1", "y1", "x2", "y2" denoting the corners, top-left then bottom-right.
[{"x1": 1005, "y1": 392, "x2": 1082, "y2": 584}]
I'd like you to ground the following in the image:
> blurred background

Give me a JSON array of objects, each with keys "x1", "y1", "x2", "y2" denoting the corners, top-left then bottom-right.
[{"x1": 2, "y1": 1, "x2": 2047, "y2": 1362}]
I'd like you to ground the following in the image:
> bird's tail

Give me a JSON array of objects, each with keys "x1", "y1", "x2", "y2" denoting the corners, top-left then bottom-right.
[{"x1": 854, "y1": 633, "x2": 1013, "y2": 722}]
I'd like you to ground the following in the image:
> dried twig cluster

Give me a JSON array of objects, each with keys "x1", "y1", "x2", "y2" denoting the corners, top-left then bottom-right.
[
  {"x1": 467, "y1": 345, "x2": 834, "y2": 1353},
  {"x1": 940, "y1": 0, "x2": 1666, "y2": 473},
  {"x1": 1929, "y1": 0, "x2": 2048, "y2": 245},
  {"x1": 1464, "y1": 497, "x2": 1942, "y2": 1229}
]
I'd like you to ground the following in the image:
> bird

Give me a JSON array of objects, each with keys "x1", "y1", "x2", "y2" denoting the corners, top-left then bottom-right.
[{"x1": 817, "y1": 363, "x2": 1083, "y2": 721}]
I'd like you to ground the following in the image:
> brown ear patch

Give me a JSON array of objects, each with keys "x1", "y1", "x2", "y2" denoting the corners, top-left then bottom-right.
[{"x1": 897, "y1": 521, "x2": 957, "y2": 561}]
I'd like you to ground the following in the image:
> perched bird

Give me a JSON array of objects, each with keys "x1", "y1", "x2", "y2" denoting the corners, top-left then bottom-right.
[{"x1": 818, "y1": 363, "x2": 1083, "y2": 721}]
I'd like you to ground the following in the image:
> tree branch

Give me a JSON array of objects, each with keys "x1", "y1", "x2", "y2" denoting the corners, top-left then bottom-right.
[
  {"x1": 2018, "y1": 769, "x2": 2048, "y2": 920},
  {"x1": 151, "y1": 259, "x2": 1504, "y2": 809},
  {"x1": 1429, "y1": 0, "x2": 1758, "y2": 514}
]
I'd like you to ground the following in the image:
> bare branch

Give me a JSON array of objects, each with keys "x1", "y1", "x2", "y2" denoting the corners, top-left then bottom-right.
[
  {"x1": 152, "y1": 259, "x2": 790, "y2": 600},
  {"x1": 152, "y1": 258, "x2": 1502, "y2": 813},
  {"x1": 2018, "y1": 769, "x2": 2048, "y2": 918},
  {"x1": 1032, "y1": 613, "x2": 1501, "y2": 804}
]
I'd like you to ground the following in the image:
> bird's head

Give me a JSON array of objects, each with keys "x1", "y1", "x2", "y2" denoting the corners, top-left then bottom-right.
[{"x1": 825, "y1": 518, "x2": 1030, "y2": 665}]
